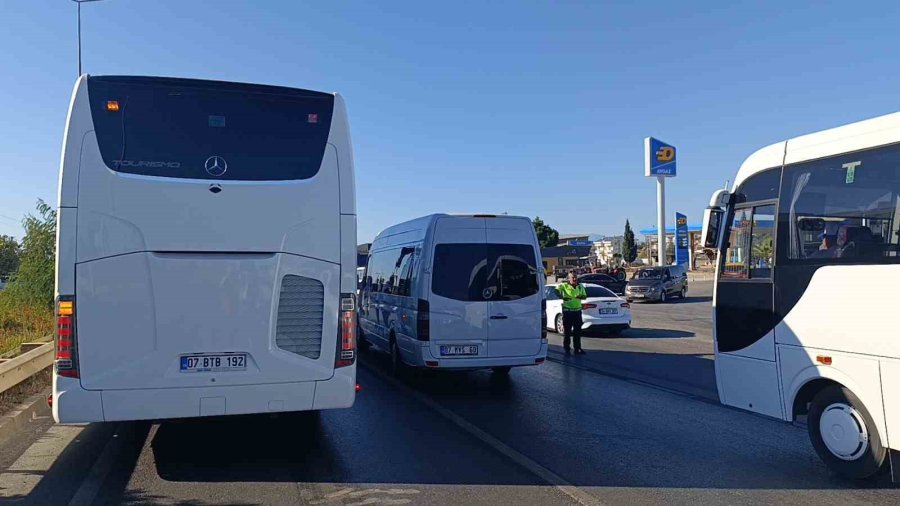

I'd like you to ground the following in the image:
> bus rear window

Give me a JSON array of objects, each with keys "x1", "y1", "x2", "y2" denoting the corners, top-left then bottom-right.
[{"x1": 88, "y1": 76, "x2": 335, "y2": 181}]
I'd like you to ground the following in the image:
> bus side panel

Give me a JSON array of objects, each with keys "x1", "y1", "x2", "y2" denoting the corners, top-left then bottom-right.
[
  {"x1": 879, "y1": 359, "x2": 900, "y2": 451},
  {"x1": 57, "y1": 76, "x2": 90, "y2": 208},
  {"x1": 340, "y1": 214, "x2": 357, "y2": 294},
  {"x1": 716, "y1": 353, "x2": 783, "y2": 419},
  {"x1": 55, "y1": 208, "x2": 77, "y2": 296},
  {"x1": 779, "y1": 345, "x2": 889, "y2": 448},
  {"x1": 331, "y1": 94, "x2": 356, "y2": 216},
  {"x1": 776, "y1": 265, "x2": 900, "y2": 359}
]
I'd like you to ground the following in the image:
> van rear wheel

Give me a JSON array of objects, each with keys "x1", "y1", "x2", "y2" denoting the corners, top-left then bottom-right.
[{"x1": 808, "y1": 385, "x2": 887, "y2": 480}]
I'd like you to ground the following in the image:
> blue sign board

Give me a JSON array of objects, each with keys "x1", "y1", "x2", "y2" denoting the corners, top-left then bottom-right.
[
  {"x1": 674, "y1": 212, "x2": 689, "y2": 265},
  {"x1": 567, "y1": 240, "x2": 593, "y2": 247},
  {"x1": 644, "y1": 137, "x2": 677, "y2": 177}
]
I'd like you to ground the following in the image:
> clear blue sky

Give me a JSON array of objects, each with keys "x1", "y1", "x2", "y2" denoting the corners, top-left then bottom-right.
[{"x1": 2, "y1": 1, "x2": 899, "y2": 243}]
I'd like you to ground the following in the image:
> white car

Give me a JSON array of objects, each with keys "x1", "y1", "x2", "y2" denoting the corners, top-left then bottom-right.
[{"x1": 544, "y1": 283, "x2": 631, "y2": 335}]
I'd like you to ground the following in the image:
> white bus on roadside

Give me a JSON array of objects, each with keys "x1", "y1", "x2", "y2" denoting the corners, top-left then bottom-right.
[
  {"x1": 702, "y1": 111, "x2": 900, "y2": 481},
  {"x1": 358, "y1": 214, "x2": 547, "y2": 374},
  {"x1": 53, "y1": 75, "x2": 358, "y2": 423}
]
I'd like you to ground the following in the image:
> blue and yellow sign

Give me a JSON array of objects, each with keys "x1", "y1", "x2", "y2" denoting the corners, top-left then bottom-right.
[
  {"x1": 675, "y1": 212, "x2": 689, "y2": 265},
  {"x1": 644, "y1": 137, "x2": 677, "y2": 177}
]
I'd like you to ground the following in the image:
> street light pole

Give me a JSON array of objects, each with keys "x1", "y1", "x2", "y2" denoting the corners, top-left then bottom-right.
[{"x1": 72, "y1": 0, "x2": 106, "y2": 77}]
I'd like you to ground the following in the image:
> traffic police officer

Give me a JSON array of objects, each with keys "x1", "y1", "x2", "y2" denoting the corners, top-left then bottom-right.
[{"x1": 556, "y1": 271, "x2": 587, "y2": 354}]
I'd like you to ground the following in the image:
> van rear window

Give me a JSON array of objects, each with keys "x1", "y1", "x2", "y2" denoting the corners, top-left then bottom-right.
[
  {"x1": 88, "y1": 76, "x2": 335, "y2": 181},
  {"x1": 432, "y1": 244, "x2": 539, "y2": 301}
]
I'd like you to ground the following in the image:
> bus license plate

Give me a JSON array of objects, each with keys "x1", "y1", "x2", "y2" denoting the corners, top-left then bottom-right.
[
  {"x1": 440, "y1": 345, "x2": 478, "y2": 356},
  {"x1": 180, "y1": 354, "x2": 247, "y2": 372},
  {"x1": 599, "y1": 308, "x2": 618, "y2": 315}
]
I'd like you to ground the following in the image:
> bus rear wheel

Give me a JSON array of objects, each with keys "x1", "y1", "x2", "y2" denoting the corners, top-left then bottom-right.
[{"x1": 808, "y1": 385, "x2": 887, "y2": 480}]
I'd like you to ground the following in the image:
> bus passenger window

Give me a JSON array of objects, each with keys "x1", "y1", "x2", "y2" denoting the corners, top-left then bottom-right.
[
  {"x1": 781, "y1": 146, "x2": 900, "y2": 264},
  {"x1": 750, "y1": 205, "x2": 775, "y2": 278}
]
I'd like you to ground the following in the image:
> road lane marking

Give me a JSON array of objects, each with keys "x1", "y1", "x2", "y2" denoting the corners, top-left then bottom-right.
[
  {"x1": 68, "y1": 423, "x2": 129, "y2": 506},
  {"x1": 0, "y1": 425, "x2": 83, "y2": 498},
  {"x1": 361, "y1": 363, "x2": 603, "y2": 506}
]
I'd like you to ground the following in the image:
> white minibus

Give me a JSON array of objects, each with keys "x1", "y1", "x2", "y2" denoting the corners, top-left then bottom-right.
[
  {"x1": 702, "y1": 111, "x2": 900, "y2": 481},
  {"x1": 359, "y1": 214, "x2": 547, "y2": 374},
  {"x1": 53, "y1": 75, "x2": 358, "y2": 422}
]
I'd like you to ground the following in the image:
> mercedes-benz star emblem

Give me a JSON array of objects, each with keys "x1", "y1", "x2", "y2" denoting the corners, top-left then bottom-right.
[{"x1": 204, "y1": 155, "x2": 227, "y2": 176}]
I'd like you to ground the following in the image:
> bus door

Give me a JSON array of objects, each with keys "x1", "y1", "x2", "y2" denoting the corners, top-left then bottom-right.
[{"x1": 715, "y1": 194, "x2": 782, "y2": 418}]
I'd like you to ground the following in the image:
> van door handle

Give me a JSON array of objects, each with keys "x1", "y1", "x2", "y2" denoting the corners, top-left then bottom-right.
[{"x1": 490, "y1": 315, "x2": 508, "y2": 320}]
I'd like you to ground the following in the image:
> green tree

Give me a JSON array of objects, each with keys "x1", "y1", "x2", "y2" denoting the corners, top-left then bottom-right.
[
  {"x1": 532, "y1": 216, "x2": 559, "y2": 248},
  {"x1": 622, "y1": 220, "x2": 637, "y2": 263},
  {"x1": 5, "y1": 200, "x2": 56, "y2": 307},
  {"x1": 0, "y1": 235, "x2": 19, "y2": 282}
]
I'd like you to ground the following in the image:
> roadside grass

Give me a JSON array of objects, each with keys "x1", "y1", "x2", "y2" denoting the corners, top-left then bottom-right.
[{"x1": 0, "y1": 292, "x2": 53, "y2": 357}]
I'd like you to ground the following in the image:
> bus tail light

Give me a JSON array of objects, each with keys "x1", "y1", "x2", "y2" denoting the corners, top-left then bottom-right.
[
  {"x1": 335, "y1": 293, "x2": 356, "y2": 368},
  {"x1": 416, "y1": 299, "x2": 430, "y2": 341},
  {"x1": 56, "y1": 296, "x2": 79, "y2": 378}
]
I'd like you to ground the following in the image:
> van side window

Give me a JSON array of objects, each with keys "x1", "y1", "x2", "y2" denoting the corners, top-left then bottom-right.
[{"x1": 393, "y1": 249, "x2": 415, "y2": 297}]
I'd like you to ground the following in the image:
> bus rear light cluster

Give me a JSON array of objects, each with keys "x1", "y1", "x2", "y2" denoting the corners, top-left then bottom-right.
[
  {"x1": 335, "y1": 294, "x2": 357, "y2": 368},
  {"x1": 56, "y1": 297, "x2": 79, "y2": 378}
]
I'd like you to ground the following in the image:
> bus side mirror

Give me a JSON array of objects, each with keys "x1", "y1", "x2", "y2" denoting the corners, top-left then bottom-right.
[{"x1": 701, "y1": 207, "x2": 724, "y2": 249}]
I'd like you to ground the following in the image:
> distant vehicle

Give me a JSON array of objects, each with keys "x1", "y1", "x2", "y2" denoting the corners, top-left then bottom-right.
[
  {"x1": 52, "y1": 75, "x2": 358, "y2": 423},
  {"x1": 624, "y1": 266, "x2": 688, "y2": 302},
  {"x1": 578, "y1": 273, "x2": 626, "y2": 295},
  {"x1": 701, "y1": 110, "x2": 900, "y2": 481},
  {"x1": 544, "y1": 283, "x2": 631, "y2": 335},
  {"x1": 359, "y1": 214, "x2": 547, "y2": 375}
]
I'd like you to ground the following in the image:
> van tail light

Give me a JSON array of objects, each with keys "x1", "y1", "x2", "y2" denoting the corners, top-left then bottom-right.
[
  {"x1": 581, "y1": 303, "x2": 597, "y2": 310},
  {"x1": 620, "y1": 302, "x2": 630, "y2": 309},
  {"x1": 56, "y1": 296, "x2": 79, "y2": 378},
  {"x1": 541, "y1": 299, "x2": 547, "y2": 340},
  {"x1": 335, "y1": 293, "x2": 356, "y2": 368},
  {"x1": 416, "y1": 299, "x2": 430, "y2": 341}
]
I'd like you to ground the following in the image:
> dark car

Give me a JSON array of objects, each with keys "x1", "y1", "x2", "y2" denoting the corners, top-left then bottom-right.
[
  {"x1": 624, "y1": 265, "x2": 688, "y2": 303},
  {"x1": 578, "y1": 273, "x2": 626, "y2": 295}
]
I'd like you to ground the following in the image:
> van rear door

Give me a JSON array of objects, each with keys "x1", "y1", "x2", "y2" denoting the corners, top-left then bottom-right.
[
  {"x1": 428, "y1": 217, "x2": 488, "y2": 359},
  {"x1": 485, "y1": 221, "x2": 542, "y2": 358}
]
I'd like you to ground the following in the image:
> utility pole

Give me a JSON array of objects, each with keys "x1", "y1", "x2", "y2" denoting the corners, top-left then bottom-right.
[{"x1": 73, "y1": 0, "x2": 106, "y2": 77}]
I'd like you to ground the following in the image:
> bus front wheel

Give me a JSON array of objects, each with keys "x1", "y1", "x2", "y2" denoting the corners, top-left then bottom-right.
[{"x1": 808, "y1": 385, "x2": 887, "y2": 480}]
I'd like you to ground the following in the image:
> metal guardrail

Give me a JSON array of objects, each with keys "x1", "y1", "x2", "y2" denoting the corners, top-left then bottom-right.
[{"x1": 0, "y1": 343, "x2": 53, "y2": 395}]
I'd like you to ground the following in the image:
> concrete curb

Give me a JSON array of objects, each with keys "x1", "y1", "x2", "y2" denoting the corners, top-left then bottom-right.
[{"x1": 0, "y1": 391, "x2": 51, "y2": 447}]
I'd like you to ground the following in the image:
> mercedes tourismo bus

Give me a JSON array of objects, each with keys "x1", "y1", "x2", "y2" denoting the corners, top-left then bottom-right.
[
  {"x1": 701, "y1": 111, "x2": 900, "y2": 480},
  {"x1": 52, "y1": 75, "x2": 358, "y2": 422}
]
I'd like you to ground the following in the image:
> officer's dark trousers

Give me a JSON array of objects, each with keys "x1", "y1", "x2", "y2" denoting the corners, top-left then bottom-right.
[{"x1": 562, "y1": 310, "x2": 583, "y2": 351}]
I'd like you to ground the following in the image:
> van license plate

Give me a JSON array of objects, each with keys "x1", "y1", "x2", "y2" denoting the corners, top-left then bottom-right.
[
  {"x1": 440, "y1": 345, "x2": 478, "y2": 356},
  {"x1": 180, "y1": 354, "x2": 247, "y2": 372},
  {"x1": 599, "y1": 308, "x2": 618, "y2": 315}
]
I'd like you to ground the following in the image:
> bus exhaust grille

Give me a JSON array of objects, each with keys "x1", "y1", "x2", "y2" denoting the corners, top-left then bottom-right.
[{"x1": 276, "y1": 275, "x2": 324, "y2": 359}]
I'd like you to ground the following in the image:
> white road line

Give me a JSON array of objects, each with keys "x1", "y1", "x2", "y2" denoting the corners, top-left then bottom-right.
[
  {"x1": 0, "y1": 425, "x2": 83, "y2": 498},
  {"x1": 362, "y1": 364, "x2": 604, "y2": 506},
  {"x1": 68, "y1": 424, "x2": 127, "y2": 506}
]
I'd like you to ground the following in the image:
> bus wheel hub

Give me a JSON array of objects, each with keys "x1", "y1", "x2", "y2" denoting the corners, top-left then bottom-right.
[{"x1": 820, "y1": 403, "x2": 868, "y2": 460}]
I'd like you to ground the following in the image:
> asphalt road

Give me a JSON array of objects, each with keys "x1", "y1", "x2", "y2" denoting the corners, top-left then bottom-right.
[{"x1": 1, "y1": 280, "x2": 898, "y2": 505}]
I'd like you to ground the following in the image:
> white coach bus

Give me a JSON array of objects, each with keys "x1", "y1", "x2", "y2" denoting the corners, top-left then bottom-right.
[
  {"x1": 53, "y1": 75, "x2": 358, "y2": 422},
  {"x1": 702, "y1": 111, "x2": 900, "y2": 480}
]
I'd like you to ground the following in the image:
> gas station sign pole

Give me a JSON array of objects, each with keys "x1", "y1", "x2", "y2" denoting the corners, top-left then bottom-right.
[{"x1": 644, "y1": 138, "x2": 677, "y2": 266}]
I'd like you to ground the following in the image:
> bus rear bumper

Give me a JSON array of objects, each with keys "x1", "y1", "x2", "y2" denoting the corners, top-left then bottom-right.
[{"x1": 53, "y1": 367, "x2": 356, "y2": 423}]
